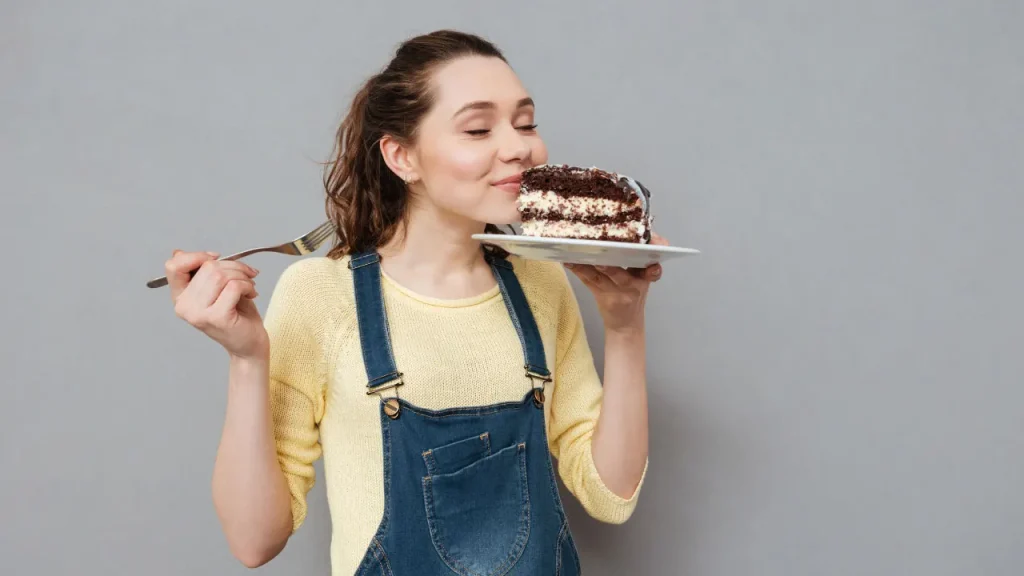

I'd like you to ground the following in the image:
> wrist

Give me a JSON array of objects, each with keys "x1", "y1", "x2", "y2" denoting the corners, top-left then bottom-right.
[
  {"x1": 227, "y1": 331, "x2": 271, "y2": 365},
  {"x1": 228, "y1": 351, "x2": 269, "y2": 372},
  {"x1": 605, "y1": 319, "x2": 645, "y2": 341}
]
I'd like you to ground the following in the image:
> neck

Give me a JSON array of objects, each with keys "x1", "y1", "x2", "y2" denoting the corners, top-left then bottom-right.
[{"x1": 377, "y1": 201, "x2": 495, "y2": 299}]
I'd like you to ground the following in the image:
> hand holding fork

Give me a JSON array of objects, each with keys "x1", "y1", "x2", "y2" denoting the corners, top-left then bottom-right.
[{"x1": 152, "y1": 221, "x2": 335, "y2": 360}]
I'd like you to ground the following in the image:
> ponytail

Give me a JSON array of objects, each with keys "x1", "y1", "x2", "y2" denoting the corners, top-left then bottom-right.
[{"x1": 324, "y1": 78, "x2": 408, "y2": 257}]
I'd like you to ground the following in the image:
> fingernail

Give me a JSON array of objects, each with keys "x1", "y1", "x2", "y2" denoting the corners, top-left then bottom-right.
[{"x1": 206, "y1": 251, "x2": 219, "y2": 258}]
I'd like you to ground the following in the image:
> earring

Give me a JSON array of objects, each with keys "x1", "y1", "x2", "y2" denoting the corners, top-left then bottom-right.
[{"x1": 404, "y1": 175, "x2": 418, "y2": 184}]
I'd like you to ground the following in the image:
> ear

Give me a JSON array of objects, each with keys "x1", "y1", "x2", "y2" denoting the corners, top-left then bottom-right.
[{"x1": 379, "y1": 135, "x2": 419, "y2": 184}]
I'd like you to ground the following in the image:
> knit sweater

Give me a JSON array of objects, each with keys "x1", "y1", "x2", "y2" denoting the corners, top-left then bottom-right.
[{"x1": 263, "y1": 254, "x2": 646, "y2": 574}]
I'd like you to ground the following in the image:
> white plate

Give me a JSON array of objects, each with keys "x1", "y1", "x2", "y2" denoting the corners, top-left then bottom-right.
[{"x1": 472, "y1": 234, "x2": 700, "y2": 268}]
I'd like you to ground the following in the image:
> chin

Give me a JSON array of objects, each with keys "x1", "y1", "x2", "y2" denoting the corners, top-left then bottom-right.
[
  {"x1": 474, "y1": 201, "x2": 521, "y2": 227},
  {"x1": 486, "y1": 210, "x2": 522, "y2": 227}
]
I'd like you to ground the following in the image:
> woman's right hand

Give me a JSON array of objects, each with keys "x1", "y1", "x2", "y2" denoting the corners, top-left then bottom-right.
[{"x1": 165, "y1": 250, "x2": 269, "y2": 361}]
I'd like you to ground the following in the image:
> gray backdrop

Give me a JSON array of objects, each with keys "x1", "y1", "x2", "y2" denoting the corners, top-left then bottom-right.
[{"x1": 2, "y1": 1, "x2": 1022, "y2": 574}]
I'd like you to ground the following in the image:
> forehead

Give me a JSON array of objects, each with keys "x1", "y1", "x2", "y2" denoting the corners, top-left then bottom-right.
[{"x1": 428, "y1": 56, "x2": 530, "y2": 115}]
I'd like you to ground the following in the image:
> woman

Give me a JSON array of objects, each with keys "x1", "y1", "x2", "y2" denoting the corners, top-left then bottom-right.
[{"x1": 165, "y1": 29, "x2": 665, "y2": 575}]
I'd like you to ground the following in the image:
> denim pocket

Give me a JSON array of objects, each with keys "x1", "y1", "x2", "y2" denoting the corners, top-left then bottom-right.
[
  {"x1": 423, "y1": 442, "x2": 530, "y2": 576},
  {"x1": 422, "y1": 432, "x2": 491, "y2": 477}
]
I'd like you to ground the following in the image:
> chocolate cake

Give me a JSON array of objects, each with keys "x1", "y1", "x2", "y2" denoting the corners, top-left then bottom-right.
[{"x1": 517, "y1": 164, "x2": 652, "y2": 243}]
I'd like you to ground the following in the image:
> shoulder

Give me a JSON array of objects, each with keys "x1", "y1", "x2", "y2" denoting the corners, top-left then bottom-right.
[
  {"x1": 275, "y1": 255, "x2": 352, "y2": 289},
  {"x1": 264, "y1": 256, "x2": 356, "y2": 337},
  {"x1": 506, "y1": 256, "x2": 575, "y2": 315},
  {"x1": 508, "y1": 256, "x2": 570, "y2": 290},
  {"x1": 506, "y1": 256, "x2": 590, "y2": 358}
]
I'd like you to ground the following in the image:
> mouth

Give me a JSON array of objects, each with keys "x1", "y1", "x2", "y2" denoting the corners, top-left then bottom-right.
[{"x1": 492, "y1": 173, "x2": 523, "y2": 194}]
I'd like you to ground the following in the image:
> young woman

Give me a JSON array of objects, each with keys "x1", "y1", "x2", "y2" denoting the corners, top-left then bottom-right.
[{"x1": 165, "y1": 29, "x2": 665, "y2": 575}]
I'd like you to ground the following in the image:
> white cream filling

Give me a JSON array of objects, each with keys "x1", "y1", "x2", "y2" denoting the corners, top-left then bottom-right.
[
  {"x1": 520, "y1": 219, "x2": 647, "y2": 240},
  {"x1": 517, "y1": 190, "x2": 643, "y2": 218}
]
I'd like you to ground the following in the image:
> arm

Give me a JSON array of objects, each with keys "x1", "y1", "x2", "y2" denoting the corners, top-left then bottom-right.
[
  {"x1": 165, "y1": 250, "x2": 296, "y2": 566},
  {"x1": 554, "y1": 234, "x2": 666, "y2": 515},
  {"x1": 167, "y1": 252, "x2": 326, "y2": 567},
  {"x1": 590, "y1": 325, "x2": 649, "y2": 499},
  {"x1": 212, "y1": 354, "x2": 294, "y2": 568},
  {"x1": 544, "y1": 283, "x2": 650, "y2": 524},
  {"x1": 207, "y1": 259, "x2": 330, "y2": 567}
]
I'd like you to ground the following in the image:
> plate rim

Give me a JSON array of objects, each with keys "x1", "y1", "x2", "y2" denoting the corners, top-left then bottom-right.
[{"x1": 471, "y1": 233, "x2": 701, "y2": 255}]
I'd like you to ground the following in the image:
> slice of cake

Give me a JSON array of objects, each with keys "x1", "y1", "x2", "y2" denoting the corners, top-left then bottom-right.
[{"x1": 517, "y1": 164, "x2": 652, "y2": 243}]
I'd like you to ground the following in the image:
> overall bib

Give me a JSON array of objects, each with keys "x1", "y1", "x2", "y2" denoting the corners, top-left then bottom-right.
[{"x1": 349, "y1": 251, "x2": 582, "y2": 576}]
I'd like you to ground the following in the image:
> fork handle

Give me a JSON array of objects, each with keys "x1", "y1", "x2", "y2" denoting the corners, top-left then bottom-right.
[{"x1": 145, "y1": 248, "x2": 266, "y2": 289}]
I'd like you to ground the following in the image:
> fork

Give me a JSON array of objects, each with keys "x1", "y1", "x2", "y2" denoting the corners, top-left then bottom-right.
[{"x1": 146, "y1": 220, "x2": 336, "y2": 288}]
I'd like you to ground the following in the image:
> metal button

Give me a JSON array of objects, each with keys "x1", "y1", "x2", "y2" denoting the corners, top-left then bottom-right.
[
  {"x1": 532, "y1": 388, "x2": 545, "y2": 408},
  {"x1": 383, "y1": 398, "x2": 401, "y2": 419}
]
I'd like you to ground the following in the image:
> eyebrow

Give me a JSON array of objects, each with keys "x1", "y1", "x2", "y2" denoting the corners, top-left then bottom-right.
[{"x1": 452, "y1": 97, "x2": 535, "y2": 119}]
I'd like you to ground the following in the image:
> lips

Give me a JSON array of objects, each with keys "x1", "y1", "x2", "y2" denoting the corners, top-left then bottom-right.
[{"x1": 492, "y1": 173, "x2": 523, "y2": 187}]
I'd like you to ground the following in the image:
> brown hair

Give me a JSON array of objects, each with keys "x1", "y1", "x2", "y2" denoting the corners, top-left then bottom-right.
[{"x1": 323, "y1": 29, "x2": 509, "y2": 259}]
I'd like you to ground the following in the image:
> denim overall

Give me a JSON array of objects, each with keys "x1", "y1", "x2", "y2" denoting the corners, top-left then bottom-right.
[{"x1": 349, "y1": 251, "x2": 582, "y2": 576}]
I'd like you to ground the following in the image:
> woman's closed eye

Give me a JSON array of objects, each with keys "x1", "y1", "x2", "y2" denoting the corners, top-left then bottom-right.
[{"x1": 464, "y1": 124, "x2": 538, "y2": 136}]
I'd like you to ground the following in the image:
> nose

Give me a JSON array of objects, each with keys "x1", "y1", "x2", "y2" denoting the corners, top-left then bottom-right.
[{"x1": 496, "y1": 124, "x2": 531, "y2": 164}]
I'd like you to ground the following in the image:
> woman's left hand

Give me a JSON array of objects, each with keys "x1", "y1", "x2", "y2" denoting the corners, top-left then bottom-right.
[{"x1": 564, "y1": 233, "x2": 668, "y2": 334}]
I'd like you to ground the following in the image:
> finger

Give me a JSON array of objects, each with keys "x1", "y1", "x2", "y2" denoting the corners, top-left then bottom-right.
[
  {"x1": 190, "y1": 265, "x2": 257, "y2": 307},
  {"x1": 180, "y1": 257, "x2": 258, "y2": 284},
  {"x1": 645, "y1": 263, "x2": 663, "y2": 282},
  {"x1": 190, "y1": 260, "x2": 259, "y2": 288},
  {"x1": 649, "y1": 233, "x2": 669, "y2": 246},
  {"x1": 627, "y1": 262, "x2": 662, "y2": 283},
  {"x1": 166, "y1": 250, "x2": 219, "y2": 301},
  {"x1": 564, "y1": 263, "x2": 602, "y2": 286},
  {"x1": 209, "y1": 278, "x2": 257, "y2": 321},
  {"x1": 206, "y1": 260, "x2": 259, "y2": 278},
  {"x1": 192, "y1": 267, "x2": 256, "y2": 307},
  {"x1": 595, "y1": 265, "x2": 634, "y2": 287},
  {"x1": 567, "y1": 269, "x2": 602, "y2": 293}
]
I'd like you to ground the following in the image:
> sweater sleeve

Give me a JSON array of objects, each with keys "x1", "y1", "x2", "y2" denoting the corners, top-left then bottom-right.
[
  {"x1": 262, "y1": 259, "x2": 332, "y2": 532},
  {"x1": 545, "y1": 268, "x2": 648, "y2": 525}
]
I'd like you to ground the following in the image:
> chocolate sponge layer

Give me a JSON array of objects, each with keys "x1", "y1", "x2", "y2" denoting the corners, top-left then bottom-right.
[
  {"x1": 518, "y1": 206, "x2": 645, "y2": 225},
  {"x1": 521, "y1": 165, "x2": 637, "y2": 203}
]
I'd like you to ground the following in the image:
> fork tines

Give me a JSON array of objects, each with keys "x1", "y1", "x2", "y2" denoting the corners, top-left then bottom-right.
[{"x1": 300, "y1": 221, "x2": 336, "y2": 253}]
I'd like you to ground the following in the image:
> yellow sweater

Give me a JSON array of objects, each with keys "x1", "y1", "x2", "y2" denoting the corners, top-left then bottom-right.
[{"x1": 263, "y1": 254, "x2": 646, "y2": 574}]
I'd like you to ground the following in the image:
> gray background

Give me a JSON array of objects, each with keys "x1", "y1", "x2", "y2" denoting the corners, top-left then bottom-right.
[{"x1": 2, "y1": 0, "x2": 1022, "y2": 574}]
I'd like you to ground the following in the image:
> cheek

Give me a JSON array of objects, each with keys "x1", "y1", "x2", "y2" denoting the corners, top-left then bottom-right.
[
  {"x1": 531, "y1": 139, "x2": 549, "y2": 166},
  {"x1": 440, "y1": 145, "x2": 493, "y2": 183},
  {"x1": 420, "y1": 142, "x2": 498, "y2": 217}
]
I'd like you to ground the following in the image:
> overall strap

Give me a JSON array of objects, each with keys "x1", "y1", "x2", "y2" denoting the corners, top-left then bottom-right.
[
  {"x1": 488, "y1": 254, "x2": 552, "y2": 385},
  {"x1": 349, "y1": 252, "x2": 403, "y2": 395}
]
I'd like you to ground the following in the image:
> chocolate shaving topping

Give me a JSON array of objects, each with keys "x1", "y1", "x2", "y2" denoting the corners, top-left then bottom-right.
[{"x1": 521, "y1": 165, "x2": 636, "y2": 203}]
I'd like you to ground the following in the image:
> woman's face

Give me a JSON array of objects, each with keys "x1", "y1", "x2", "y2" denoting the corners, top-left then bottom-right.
[{"x1": 403, "y1": 56, "x2": 548, "y2": 226}]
